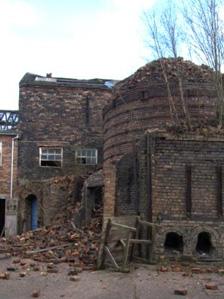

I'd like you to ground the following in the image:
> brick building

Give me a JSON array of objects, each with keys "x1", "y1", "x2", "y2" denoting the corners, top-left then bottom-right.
[
  {"x1": 17, "y1": 73, "x2": 115, "y2": 232},
  {"x1": 103, "y1": 58, "x2": 224, "y2": 261},
  {"x1": 0, "y1": 111, "x2": 19, "y2": 236}
]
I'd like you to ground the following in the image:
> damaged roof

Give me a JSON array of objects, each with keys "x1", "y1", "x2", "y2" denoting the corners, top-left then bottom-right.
[
  {"x1": 20, "y1": 73, "x2": 118, "y2": 90},
  {"x1": 115, "y1": 57, "x2": 215, "y2": 92}
]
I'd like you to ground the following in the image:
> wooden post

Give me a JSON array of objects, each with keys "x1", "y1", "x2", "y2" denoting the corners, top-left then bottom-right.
[
  {"x1": 121, "y1": 230, "x2": 131, "y2": 272},
  {"x1": 97, "y1": 219, "x2": 112, "y2": 269}
]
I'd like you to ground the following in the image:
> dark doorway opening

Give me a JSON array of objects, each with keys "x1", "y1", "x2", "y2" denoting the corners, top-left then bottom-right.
[
  {"x1": 26, "y1": 194, "x2": 38, "y2": 231},
  {"x1": 196, "y1": 232, "x2": 213, "y2": 255},
  {"x1": 87, "y1": 186, "x2": 103, "y2": 218},
  {"x1": 164, "y1": 232, "x2": 183, "y2": 253},
  {"x1": 0, "y1": 198, "x2": 5, "y2": 236}
]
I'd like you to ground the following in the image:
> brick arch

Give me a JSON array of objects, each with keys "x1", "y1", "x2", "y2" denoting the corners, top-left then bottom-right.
[
  {"x1": 157, "y1": 227, "x2": 186, "y2": 247},
  {"x1": 190, "y1": 226, "x2": 220, "y2": 250}
]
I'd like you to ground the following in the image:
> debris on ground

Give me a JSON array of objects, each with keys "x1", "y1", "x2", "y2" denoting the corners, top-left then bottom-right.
[{"x1": 0, "y1": 204, "x2": 103, "y2": 271}]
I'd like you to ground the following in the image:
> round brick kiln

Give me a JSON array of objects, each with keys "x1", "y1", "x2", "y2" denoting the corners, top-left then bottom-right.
[
  {"x1": 103, "y1": 59, "x2": 224, "y2": 263},
  {"x1": 103, "y1": 58, "x2": 216, "y2": 164}
]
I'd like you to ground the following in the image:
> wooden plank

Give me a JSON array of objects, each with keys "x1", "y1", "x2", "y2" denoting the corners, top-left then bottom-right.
[
  {"x1": 119, "y1": 239, "x2": 126, "y2": 248},
  {"x1": 104, "y1": 246, "x2": 120, "y2": 270},
  {"x1": 121, "y1": 231, "x2": 131, "y2": 271},
  {"x1": 146, "y1": 226, "x2": 151, "y2": 261},
  {"x1": 97, "y1": 218, "x2": 112, "y2": 269},
  {"x1": 148, "y1": 226, "x2": 155, "y2": 264},
  {"x1": 120, "y1": 238, "x2": 152, "y2": 244},
  {"x1": 111, "y1": 222, "x2": 136, "y2": 232},
  {"x1": 26, "y1": 243, "x2": 72, "y2": 254},
  {"x1": 138, "y1": 219, "x2": 158, "y2": 228},
  {"x1": 129, "y1": 216, "x2": 140, "y2": 261}
]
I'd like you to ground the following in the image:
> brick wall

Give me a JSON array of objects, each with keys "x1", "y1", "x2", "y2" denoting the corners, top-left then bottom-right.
[
  {"x1": 149, "y1": 136, "x2": 224, "y2": 221},
  {"x1": 0, "y1": 133, "x2": 18, "y2": 236},
  {"x1": 0, "y1": 134, "x2": 17, "y2": 199},
  {"x1": 112, "y1": 133, "x2": 224, "y2": 260},
  {"x1": 18, "y1": 77, "x2": 113, "y2": 230},
  {"x1": 19, "y1": 85, "x2": 112, "y2": 180}
]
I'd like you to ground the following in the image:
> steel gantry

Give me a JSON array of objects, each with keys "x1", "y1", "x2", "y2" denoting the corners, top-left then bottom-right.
[{"x1": 0, "y1": 110, "x2": 19, "y2": 131}]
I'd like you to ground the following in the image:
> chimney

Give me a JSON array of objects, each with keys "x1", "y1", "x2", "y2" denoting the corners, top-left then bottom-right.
[{"x1": 46, "y1": 73, "x2": 52, "y2": 78}]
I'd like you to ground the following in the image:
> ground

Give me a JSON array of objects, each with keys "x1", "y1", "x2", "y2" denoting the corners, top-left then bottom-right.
[{"x1": 0, "y1": 257, "x2": 224, "y2": 299}]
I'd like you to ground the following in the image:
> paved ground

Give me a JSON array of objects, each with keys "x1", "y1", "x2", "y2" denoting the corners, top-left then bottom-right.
[{"x1": 0, "y1": 257, "x2": 224, "y2": 299}]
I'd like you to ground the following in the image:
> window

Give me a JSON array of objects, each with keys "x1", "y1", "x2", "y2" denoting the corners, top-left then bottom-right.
[
  {"x1": 76, "y1": 149, "x2": 97, "y2": 165},
  {"x1": 39, "y1": 147, "x2": 63, "y2": 167},
  {"x1": 0, "y1": 142, "x2": 2, "y2": 166}
]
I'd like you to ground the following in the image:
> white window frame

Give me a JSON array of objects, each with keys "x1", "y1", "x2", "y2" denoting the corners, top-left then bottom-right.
[
  {"x1": 75, "y1": 148, "x2": 98, "y2": 165},
  {"x1": 39, "y1": 147, "x2": 63, "y2": 167},
  {"x1": 0, "y1": 142, "x2": 2, "y2": 166}
]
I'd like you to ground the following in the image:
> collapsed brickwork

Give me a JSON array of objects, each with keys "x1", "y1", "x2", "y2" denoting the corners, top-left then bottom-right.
[
  {"x1": 103, "y1": 58, "x2": 224, "y2": 261},
  {"x1": 18, "y1": 73, "x2": 114, "y2": 232}
]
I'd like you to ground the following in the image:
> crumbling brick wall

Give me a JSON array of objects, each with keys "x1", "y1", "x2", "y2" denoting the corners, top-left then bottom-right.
[
  {"x1": 17, "y1": 175, "x2": 85, "y2": 232},
  {"x1": 102, "y1": 58, "x2": 224, "y2": 261},
  {"x1": 18, "y1": 74, "x2": 113, "y2": 230},
  {"x1": 103, "y1": 59, "x2": 218, "y2": 219}
]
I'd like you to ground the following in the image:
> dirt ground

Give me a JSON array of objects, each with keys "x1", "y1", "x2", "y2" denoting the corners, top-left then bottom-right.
[{"x1": 0, "y1": 257, "x2": 224, "y2": 299}]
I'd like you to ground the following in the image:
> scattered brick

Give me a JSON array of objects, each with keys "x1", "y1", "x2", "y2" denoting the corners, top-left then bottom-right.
[
  {"x1": 174, "y1": 289, "x2": 188, "y2": 296},
  {"x1": 205, "y1": 283, "x2": 218, "y2": 290},
  {"x1": 31, "y1": 290, "x2": 40, "y2": 298},
  {"x1": 0, "y1": 272, "x2": 10, "y2": 280},
  {"x1": 69, "y1": 275, "x2": 80, "y2": 282}
]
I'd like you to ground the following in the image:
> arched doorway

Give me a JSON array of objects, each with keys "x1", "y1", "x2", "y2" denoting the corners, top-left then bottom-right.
[
  {"x1": 196, "y1": 232, "x2": 214, "y2": 256},
  {"x1": 164, "y1": 232, "x2": 184, "y2": 253},
  {"x1": 26, "y1": 194, "x2": 38, "y2": 231}
]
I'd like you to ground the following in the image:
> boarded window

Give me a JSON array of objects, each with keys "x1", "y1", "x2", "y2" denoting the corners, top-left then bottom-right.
[
  {"x1": 39, "y1": 147, "x2": 63, "y2": 167},
  {"x1": 75, "y1": 149, "x2": 97, "y2": 165}
]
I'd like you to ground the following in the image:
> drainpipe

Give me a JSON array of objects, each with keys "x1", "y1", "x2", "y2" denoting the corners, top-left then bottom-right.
[{"x1": 10, "y1": 135, "x2": 19, "y2": 199}]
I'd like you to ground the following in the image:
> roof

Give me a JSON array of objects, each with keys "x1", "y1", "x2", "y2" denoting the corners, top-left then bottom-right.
[{"x1": 19, "y1": 73, "x2": 118, "y2": 90}]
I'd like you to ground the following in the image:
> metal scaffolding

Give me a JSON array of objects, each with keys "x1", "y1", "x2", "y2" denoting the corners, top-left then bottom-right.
[{"x1": 0, "y1": 110, "x2": 19, "y2": 132}]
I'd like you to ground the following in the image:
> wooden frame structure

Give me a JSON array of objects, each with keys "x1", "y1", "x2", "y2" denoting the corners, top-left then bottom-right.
[{"x1": 98, "y1": 217, "x2": 157, "y2": 272}]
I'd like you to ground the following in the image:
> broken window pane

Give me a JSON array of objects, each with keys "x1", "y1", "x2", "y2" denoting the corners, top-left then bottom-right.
[
  {"x1": 39, "y1": 147, "x2": 63, "y2": 167},
  {"x1": 75, "y1": 149, "x2": 97, "y2": 165}
]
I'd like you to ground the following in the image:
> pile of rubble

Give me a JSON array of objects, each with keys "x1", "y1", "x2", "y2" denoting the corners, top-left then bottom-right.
[
  {"x1": 115, "y1": 57, "x2": 214, "y2": 91},
  {"x1": 0, "y1": 206, "x2": 102, "y2": 271}
]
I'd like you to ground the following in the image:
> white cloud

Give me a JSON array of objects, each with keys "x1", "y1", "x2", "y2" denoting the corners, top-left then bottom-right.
[
  {"x1": 0, "y1": 0, "x2": 155, "y2": 110},
  {"x1": 0, "y1": 0, "x2": 42, "y2": 31}
]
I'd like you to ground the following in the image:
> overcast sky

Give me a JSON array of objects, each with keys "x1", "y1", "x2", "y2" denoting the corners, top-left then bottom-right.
[{"x1": 0, "y1": 0, "x2": 156, "y2": 110}]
